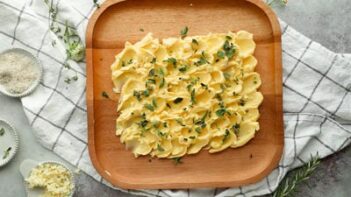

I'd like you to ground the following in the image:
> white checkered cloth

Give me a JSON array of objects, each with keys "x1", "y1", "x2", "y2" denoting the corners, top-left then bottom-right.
[{"x1": 1, "y1": 0, "x2": 351, "y2": 196}]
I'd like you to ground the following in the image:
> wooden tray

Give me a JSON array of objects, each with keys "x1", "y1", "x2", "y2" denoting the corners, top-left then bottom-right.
[{"x1": 86, "y1": 0, "x2": 283, "y2": 189}]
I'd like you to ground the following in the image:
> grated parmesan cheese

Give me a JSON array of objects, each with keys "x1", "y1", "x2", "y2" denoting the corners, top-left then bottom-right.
[
  {"x1": 0, "y1": 50, "x2": 40, "y2": 94},
  {"x1": 25, "y1": 163, "x2": 74, "y2": 197}
]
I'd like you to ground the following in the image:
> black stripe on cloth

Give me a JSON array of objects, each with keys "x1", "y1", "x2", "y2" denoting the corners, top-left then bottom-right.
[
  {"x1": 72, "y1": 6, "x2": 88, "y2": 19},
  {"x1": 282, "y1": 24, "x2": 289, "y2": 35},
  {"x1": 76, "y1": 145, "x2": 87, "y2": 166},
  {"x1": 12, "y1": 4, "x2": 26, "y2": 45},
  {"x1": 298, "y1": 55, "x2": 338, "y2": 113},
  {"x1": 331, "y1": 91, "x2": 349, "y2": 117},
  {"x1": 30, "y1": 66, "x2": 64, "y2": 126},
  {"x1": 0, "y1": 30, "x2": 86, "y2": 77},
  {"x1": 36, "y1": 29, "x2": 50, "y2": 56},
  {"x1": 265, "y1": 177, "x2": 273, "y2": 193},
  {"x1": 283, "y1": 49, "x2": 351, "y2": 92},
  {"x1": 238, "y1": 187, "x2": 245, "y2": 197},
  {"x1": 297, "y1": 156, "x2": 306, "y2": 165},
  {"x1": 283, "y1": 41, "x2": 313, "y2": 84},
  {"x1": 313, "y1": 136, "x2": 336, "y2": 153},
  {"x1": 51, "y1": 88, "x2": 86, "y2": 150},
  {"x1": 293, "y1": 114, "x2": 300, "y2": 160},
  {"x1": 156, "y1": 190, "x2": 161, "y2": 197},
  {"x1": 337, "y1": 137, "x2": 351, "y2": 152},
  {"x1": 160, "y1": 190, "x2": 172, "y2": 197},
  {"x1": 39, "y1": 82, "x2": 87, "y2": 112},
  {"x1": 23, "y1": 106, "x2": 86, "y2": 145},
  {"x1": 283, "y1": 84, "x2": 343, "y2": 119}
]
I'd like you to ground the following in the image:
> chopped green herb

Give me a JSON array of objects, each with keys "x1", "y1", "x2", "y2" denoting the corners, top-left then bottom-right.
[
  {"x1": 144, "y1": 103, "x2": 155, "y2": 112},
  {"x1": 200, "y1": 83, "x2": 208, "y2": 89},
  {"x1": 149, "y1": 69, "x2": 155, "y2": 77},
  {"x1": 64, "y1": 77, "x2": 71, "y2": 84},
  {"x1": 239, "y1": 99, "x2": 246, "y2": 106},
  {"x1": 0, "y1": 128, "x2": 4, "y2": 136},
  {"x1": 220, "y1": 84, "x2": 226, "y2": 92},
  {"x1": 72, "y1": 75, "x2": 78, "y2": 81},
  {"x1": 51, "y1": 40, "x2": 56, "y2": 47},
  {"x1": 159, "y1": 77, "x2": 165, "y2": 88},
  {"x1": 222, "y1": 129, "x2": 230, "y2": 142},
  {"x1": 192, "y1": 39, "x2": 199, "y2": 45},
  {"x1": 163, "y1": 122, "x2": 168, "y2": 128},
  {"x1": 166, "y1": 103, "x2": 172, "y2": 108},
  {"x1": 223, "y1": 72, "x2": 231, "y2": 80},
  {"x1": 172, "y1": 157, "x2": 183, "y2": 165},
  {"x1": 254, "y1": 80, "x2": 258, "y2": 84},
  {"x1": 195, "y1": 51, "x2": 209, "y2": 66},
  {"x1": 195, "y1": 127, "x2": 201, "y2": 133},
  {"x1": 127, "y1": 59, "x2": 133, "y2": 65},
  {"x1": 223, "y1": 40, "x2": 236, "y2": 59},
  {"x1": 214, "y1": 93, "x2": 222, "y2": 101},
  {"x1": 150, "y1": 57, "x2": 156, "y2": 64},
  {"x1": 157, "y1": 144, "x2": 165, "y2": 152},
  {"x1": 143, "y1": 89, "x2": 150, "y2": 97},
  {"x1": 191, "y1": 89, "x2": 196, "y2": 104},
  {"x1": 225, "y1": 35, "x2": 232, "y2": 40},
  {"x1": 121, "y1": 61, "x2": 126, "y2": 67},
  {"x1": 158, "y1": 68, "x2": 165, "y2": 76},
  {"x1": 147, "y1": 78, "x2": 156, "y2": 85},
  {"x1": 101, "y1": 91, "x2": 109, "y2": 99},
  {"x1": 93, "y1": 0, "x2": 100, "y2": 8},
  {"x1": 157, "y1": 130, "x2": 166, "y2": 137},
  {"x1": 133, "y1": 91, "x2": 142, "y2": 101},
  {"x1": 63, "y1": 62, "x2": 71, "y2": 69},
  {"x1": 164, "y1": 57, "x2": 177, "y2": 68},
  {"x1": 152, "y1": 98, "x2": 157, "y2": 108},
  {"x1": 2, "y1": 147, "x2": 11, "y2": 159},
  {"x1": 152, "y1": 121, "x2": 160, "y2": 129},
  {"x1": 139, "y1": 28, "x2": 144, "y2": 32},
  {"x1": 232, "y1": 124, "x2": 240, "y2": 136},
  {"x1": 195, "y1": 111, "x2": 208, "y2": 129},
  {"x1": 175, "y1": 119, "x2": 185, "y2": 126},
  {"x1": 173, "y1": 97, "x2": 183, "y2": 104},
  {"x1": 178, "y1": 65, "x2": 188, "y2": 73},
  {"x1": 217, "y1": 50, "x2": 225, "y2": 59},
  {"x1": 216, "y1": 108, "x2": 227, "y2": 117},
  {"x1": 189, "y1": 136, "x2": 196, "y2": 140},
  {"x1": 180, "y1": 26, "x2": 189, "y2": 38}
]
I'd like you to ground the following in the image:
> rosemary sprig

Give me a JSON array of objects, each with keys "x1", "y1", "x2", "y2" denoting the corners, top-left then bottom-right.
[{"x1": 273, "y1": 155, "x2": 321, "y2": 197}]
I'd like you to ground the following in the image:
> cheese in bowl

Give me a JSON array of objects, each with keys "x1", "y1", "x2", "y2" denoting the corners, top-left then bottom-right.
[{"x1": 111, "y1": 30, "x2": 263, "y2": 158}]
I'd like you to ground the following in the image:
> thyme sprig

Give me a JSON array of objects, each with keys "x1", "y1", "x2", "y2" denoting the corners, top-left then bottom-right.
[{"x1": 273, "y1": 155, "x2": 320, "y2": 197}]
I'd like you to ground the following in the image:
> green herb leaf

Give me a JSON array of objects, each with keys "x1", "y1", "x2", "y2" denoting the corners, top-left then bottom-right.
[
  {"x1": 172, "y1": 157, "x2": 183, "y2": 165},
  {"x1": 223, "y1": 72, "x2": 231, "y2": 80},
  {"x1": 223, "y1": 40, "x2": 236, "y2": 59},
  {"x1": 192, "y1": 39, "x2": 199, "y2": 45},
  {"x1": 195, "y1": 51, "x2": 209, "y2": 66},
  {"x1": 0, "y1": 128, "x2": 5, "y2": 136},
  {"x1": 144, "y1": 103, "x2": 155, "y2": 112},
  {"x1": 195, "y1": 127, "x2": 201, "y2": 133},
  {"x1": 164, "y1": 57, "x2": 177, "y2": 68},
  {"x1": 175, "y1": 119, "x2": 185, "y2": 126},
  {"x1": 2, "y1": 147, "x2": 12, "y2": 159},
  {"x1": 200, "y1": 83, "x2": 208, "y2": 89},
  {"x1": 101, "y1": 91, "x2": 109, "y2": 99},
  {"x1": 191, "y1": 89, "x2": 196, "y2": 104},
  {"x1": 231, "y1": 124, "x2": 240, "y2": 136},
  {"x1": 166, "y1": 103, "x2": 172, "y2": 108},
  {"x1": 133, "y1": 91, "x2": 142, "y2": 101},
  {"x1": 217, "y1": 50, "x2": 225, "y2": 59},
  {"x1": 159, "y1": 77, "x2": 165, "y2": 88},
  {"x1": 143, "y1": 89, "x2": 150, "y2": 97},
  {"x1": 222, "y1": 129, "x2": 230, "y2": 142},
  {"x1": 180, "y1": 26, "x2": 189, "y2": 38},
  {"x1": 64, "y1": 77, "x2": 71, "y2": 84},
  {"x1": 239, "y1": 99, "x2": 246, "y2": 106},
  {"x1": 178, "y1": 65, "x2": 188, "y2": 73},
  {"x1": 216, "y1": 108, "x2": 226, "y2": 117},
  {"x1": 157, "y1": 144, "x2": 165, "y2": 152},
  {"x1": 225, "y1": 35, "x2": 232, "y2": 40},
  {"x1": 150, "y1": 57, "x2": 156, "y2": 64},
  {"x1": 163, "y1": 122, "x2": 168, "y2": 128},
  {"x1": 173, "y1": 97, "x2": 183, "y2": 104},
  {"x1": 148, "y1": 69, "x2": 155, "y2": 77},
  {"x1": 152, "y1": 98, "x2": 157, "y2": 108}
]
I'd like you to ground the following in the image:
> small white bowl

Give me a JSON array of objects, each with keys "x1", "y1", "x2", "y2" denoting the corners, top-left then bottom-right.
[
  {"x1": 20, "y1": 159, "x2": 75, "y2": 197},
  {"x1": 0, "y1": 48, "x2": 43, "y2": 98},
  {"x1": 0, "y1": 119, "x2": 19, "y2": 167}
]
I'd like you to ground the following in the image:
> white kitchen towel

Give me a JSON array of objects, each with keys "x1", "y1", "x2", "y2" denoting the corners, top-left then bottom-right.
[{"x1": 0, "y1": 0, "x2": 351, "y2": 196}]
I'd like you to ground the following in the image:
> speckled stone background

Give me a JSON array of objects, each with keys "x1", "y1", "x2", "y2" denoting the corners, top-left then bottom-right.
[{"x1": 0, "y1": 0, "x2": 350, "y2": 196}]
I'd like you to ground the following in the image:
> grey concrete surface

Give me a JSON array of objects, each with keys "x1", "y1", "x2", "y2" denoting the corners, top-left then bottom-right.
[{"x1": 0, "y1": 0, "x2": 350, "y2": 196}]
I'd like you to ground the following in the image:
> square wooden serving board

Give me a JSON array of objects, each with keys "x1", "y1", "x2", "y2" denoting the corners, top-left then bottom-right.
[{"x1": 86, "y1": 0, "x2": 284, "y2": 189}]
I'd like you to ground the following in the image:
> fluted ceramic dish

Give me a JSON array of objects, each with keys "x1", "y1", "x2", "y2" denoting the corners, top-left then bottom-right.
[{"x1": 0, "y1": 119, "x2": 19, "y2": 167}]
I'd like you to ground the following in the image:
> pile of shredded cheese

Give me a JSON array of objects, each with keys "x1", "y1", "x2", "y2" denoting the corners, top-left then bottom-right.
[
  {"x1": 0, "y1": 50, "x2": 40, "y2": 94},
  {"x1": 25, "y1": 163, "x2": 73, "y2": 197}
]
